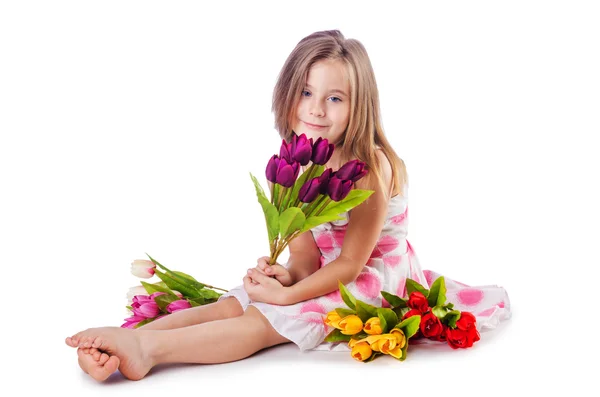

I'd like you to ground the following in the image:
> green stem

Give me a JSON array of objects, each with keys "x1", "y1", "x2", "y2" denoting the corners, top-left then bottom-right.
[{"x1": 314, "y1": 197, "x2": 332, "y2": 216}]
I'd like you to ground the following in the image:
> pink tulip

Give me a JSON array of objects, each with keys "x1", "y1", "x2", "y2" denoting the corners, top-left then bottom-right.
[
  {"x1": 132, "y1": 301, "x2": 160, "y2": 318},
  {"x1": 130, "y1": 259, "x2": 156, "y2": 278},
  {"x1": 167, "y1": 299, "x2": 192, "y2": 313},
  {"x1": 121, "y1": 314, "x2": 146, "y2": 328}
]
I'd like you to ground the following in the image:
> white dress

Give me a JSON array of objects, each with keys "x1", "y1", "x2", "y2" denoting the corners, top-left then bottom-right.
[{"x1": 218, "y1": 184, "x2": 511, "y2": 351}]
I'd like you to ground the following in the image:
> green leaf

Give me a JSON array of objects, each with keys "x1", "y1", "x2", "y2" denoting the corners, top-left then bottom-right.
[
  {"x1": 172, "y1": 270, "x2": 206, "y2": 289},
  {"x1": 381, "y1": 291, "x2": 408, "y2": 308},
  {"x1": 335, "y1": 308, "x2": 356, "y2": 317},
  {"x1": 197, "y1": 288, "x2": 223, "y2": 300},
  {"x1": 153, "y1": 294, "x2": 181, "y2": 311},
  {"x1": 406, "y1": 278, "x2": 429, "y2": 297},
  {"x1": 187, "y1": 296, "x2": 207, "y2": 307},
  {"x1": 444, "y1": 310, "x2": 462, "y2": 328},
  {"x1": 145, "y1": 254, "x2": 209, "y2": 293},
  {"x1": 140, "y1": 281, "x2": 177, "y2": 296},
  {"x1": 338, "y1": 280, "x2": 356, "y2": 310},
  {"x1": 126, "y1": 305, "x2": 132, "y2": 311},
  {"x1": 250, "y1": 172, "x2": 280, "y2": 242},
  {"x1": 356, "y1": 300, "x2": 379, "y2": 323},
  {"x1": 278, "y1": 207, "x2": 306, "y2": 238},
  {"x1": 323, "y1": 328, "x2": 352, "y2": 343},
  {"x1": 300, "y1": 214, "x2": 345, "y2": 233},
  {"x1": 153, "y1": 269, "x2": 201, "y2": 298},
  {"x1": 377, "y1": 308, "x2": 399, "y2": 333},
  {"x1": 432, "y1": 305, "x2": 448, "y2": 319},
  {"x1": 393, "y1": 306, "x2": 410, "y2": 319},
  {"x1": 427, "y1": 276, "x2": 447, "y2": 307},
  {"x1": 318, "y1": 189, "x2": 375, "y2": 217},
  {"x1": 288, "y1": 164, "x2": 325, "y2": 208},
  {"x1": 396, "y1": 315, "x2": 421, "y2": 339}
]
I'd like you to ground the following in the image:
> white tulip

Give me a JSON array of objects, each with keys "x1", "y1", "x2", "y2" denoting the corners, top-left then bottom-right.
[{"x1": 131, "y1": 259, "x2": 156, "y2": 278}]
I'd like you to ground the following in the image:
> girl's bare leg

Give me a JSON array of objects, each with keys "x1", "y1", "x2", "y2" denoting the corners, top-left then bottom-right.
[
  {"x1": 66, "y1": 306, "x2": 291, "y2": 382},
  {"x1": 136, "y1": 296, "x2": 244, "y2": 330},
  {"x1": 71, "y1": 297, "x2": 243, "y2": 378}
]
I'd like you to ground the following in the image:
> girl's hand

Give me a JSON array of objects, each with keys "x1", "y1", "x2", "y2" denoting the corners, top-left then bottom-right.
[
  {"x1": 243, "y1": 269, "x2": 289, "y2": 305},
  {"x1": 254, "y1": 256, "x2": 294, "y2": 287}
]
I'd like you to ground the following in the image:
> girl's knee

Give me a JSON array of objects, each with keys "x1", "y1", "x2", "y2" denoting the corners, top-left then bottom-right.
[
  {"x1": 243, "y1": 306, "x2": 291, "y2": 347},
  {"x1": 220, "y1": 296, "x2": 244, "y2": 318}
]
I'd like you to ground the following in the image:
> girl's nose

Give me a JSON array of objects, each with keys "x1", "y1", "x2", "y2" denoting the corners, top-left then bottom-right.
[{"x1": 309, "y1": 99, "x2": 325, "y2": 117}]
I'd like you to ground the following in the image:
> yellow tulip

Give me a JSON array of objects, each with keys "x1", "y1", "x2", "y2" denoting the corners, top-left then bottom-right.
[
  {"x1": 365, "y1": 334, "x2": 397, "y2": 353},
  {"x1": 339, "y1": 315, "x2": 364, "y2": 335},
  {"x1": 348, "y1": 337, "x2": 361, "y2": 348},
  {"x1": 351, "y1": 342, "x2": 372, "y2": 362},
  {"x1": 388, "y1": 345, "x2": 403, "y2": 359},
  {"x1": 324, "y1": 310, "x2": 343, "y2": 329},
  {"x1": 390, "y1": 328, "x2": 406, "y2": 349},
  {"x1": 364, "y1": 317, "x2": 383, "y2": 335}
]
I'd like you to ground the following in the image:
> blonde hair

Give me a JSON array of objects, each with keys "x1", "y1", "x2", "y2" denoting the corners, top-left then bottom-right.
[{"x1": 272, "y1": 30, "x2": 408, "y2": 198}]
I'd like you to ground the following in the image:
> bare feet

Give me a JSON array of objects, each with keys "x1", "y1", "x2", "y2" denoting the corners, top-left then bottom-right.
[{"x1": 65, "y1": 327, "x2": 152, "y2": 381}]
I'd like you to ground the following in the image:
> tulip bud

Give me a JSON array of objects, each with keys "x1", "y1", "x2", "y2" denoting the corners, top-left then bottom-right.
[
  {"x1": 336, "y1": 159, "x2": 368, "y2": 182},
  {"x1": 317, "y1": 168, "x2": 333, "y2": 194},
  {"x1": 311, "y1": 137, "x2": 334, "y2": 165},
  {"x1": 121, "y1": 314, "x2": 146, "y2": 329},
  {"x1": 291, "y1": 133, "x2": 313, "y2": 165},
  {"x1": 266, "y1": 155, "x2": 280, "y2": 183},
  {"x1": 327, "y1": 177, "x2": 353, "y2": 202},
  {"x1": 126, "y1": 285, "x2": 148, "y2": 305},
  {"x1": 279, "y1": 139, "x2": 292, "y2": 162},
  {"x1": 364, "y1": 317, "x2": 383, "y2": 335},
  {"x1": 133, "y1": 301, "x2": 160, "y2": 318},
  {"x1": 298, "y1": 178, "x2": 321, "y2": 203},
  {"x1": 351, "y1": 342, "x2": 372, "y2": 362},
  {"x1": 275, "y1": 157, "x2": 300, "y2": 188},
  {"x1": 338, "y1": 314, "x2": 364, "y2": 335},
  {"x1": 131, "y1": 259, "x2": 156, "y2": 279},
  {"x1": 167, "y1": 299, "x2": 192, "y2": 313}
]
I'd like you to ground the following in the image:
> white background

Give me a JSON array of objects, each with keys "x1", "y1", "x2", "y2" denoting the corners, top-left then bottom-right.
[{"x1": 1, "y1": 1, "x2": 598, "y2": 395}]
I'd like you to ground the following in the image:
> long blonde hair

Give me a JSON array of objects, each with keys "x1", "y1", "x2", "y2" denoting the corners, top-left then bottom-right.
[{"x1": 272, "y1": 30, "x2": 408, "y2": 198}]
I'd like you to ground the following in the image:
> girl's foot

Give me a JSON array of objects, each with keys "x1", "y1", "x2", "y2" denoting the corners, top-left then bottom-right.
[
  {"x1": 76, "y1": 347, "x2": 120, "y2": 381},
  {"x1": 65, "y1": 327, "x2": 152, "y2": 381}
]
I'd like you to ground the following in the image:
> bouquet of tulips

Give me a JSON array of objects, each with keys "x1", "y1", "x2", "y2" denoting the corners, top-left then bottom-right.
[
  {"x1": 250, "y1": 132, "x2": 374, "y2": 265},
  {"x1": 121, "y1": 254, "x2": 228, "y2": 329},
  {"x1": 324, "y1": 276, "x2": 481, "y2": 362}
]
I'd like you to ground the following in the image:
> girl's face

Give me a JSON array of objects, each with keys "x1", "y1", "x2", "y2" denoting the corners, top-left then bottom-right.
[{"x1": 292, "y1": 59, "x2": 351, "y2": 147}]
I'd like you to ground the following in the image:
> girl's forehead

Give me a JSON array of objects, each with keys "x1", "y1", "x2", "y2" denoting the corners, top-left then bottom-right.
[{"x1": 305, "y1": 60, "x2": 350, "y2": 93}]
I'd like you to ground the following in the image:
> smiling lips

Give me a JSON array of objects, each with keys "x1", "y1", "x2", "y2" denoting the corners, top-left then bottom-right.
[{"x1": 304, "y1": 121, "x2": 327, "y2": 129}]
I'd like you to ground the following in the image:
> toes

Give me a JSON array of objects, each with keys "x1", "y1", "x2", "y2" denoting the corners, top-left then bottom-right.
[
  {"x1": 98, "y1": 352, "x2": 110, "y2": 365},
  {"x1": 104, "y1": 355, "x2": 120, "y2": 374},
  {"x1": 91, "y1": 348, "x2": 101, "y2": 361},
  {"x1": 91, "y1": 336, "x2": 103, "y2": 349}
]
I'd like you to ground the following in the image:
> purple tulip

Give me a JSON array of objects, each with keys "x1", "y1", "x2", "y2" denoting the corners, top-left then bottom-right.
[
  {"x1": 327, "y1": 177, "x2": 353, "y2": 202},
  {"x1": 336, "y1": 159, "x2": 368, "y2": 182},
  {"x1": 167, "y1": 299, "x2": 192, "y2": 313},
  {"x1": 291, "y1": 133, "x2": 313, "y2": 165},
  {"x1": 311, "y1": 137, "x2": 335, "y2": 165},
  {"x1": 279, "y1": 139, "x2": 292, "y2": 162},
  {"x1": 298, "y1": 178, "x2": 321, "y2": 203},
  {"x1": 265, "y1": 155, "x2": 299, "y2": 188},
  {"x1": 317, "y1": 168, "x2": 333, "y2": 194}
]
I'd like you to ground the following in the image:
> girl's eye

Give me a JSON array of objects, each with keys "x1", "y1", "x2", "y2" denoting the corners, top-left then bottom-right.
[{"x1": 301, "y1": 90, "x2": 342, "y2": 103}]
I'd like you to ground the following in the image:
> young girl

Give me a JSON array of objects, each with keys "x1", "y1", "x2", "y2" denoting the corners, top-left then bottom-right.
[{"x1": 65, "y1": 30, "x2": 511, "y2": 381}]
